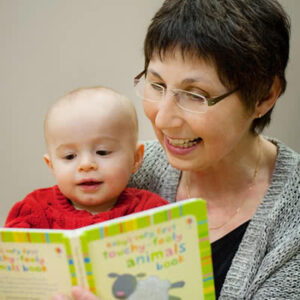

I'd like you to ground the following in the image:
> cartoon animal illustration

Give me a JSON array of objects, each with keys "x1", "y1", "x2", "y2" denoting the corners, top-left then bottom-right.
[{"x1": 108, "y1": 272, "x2": 185, "y2": 300}]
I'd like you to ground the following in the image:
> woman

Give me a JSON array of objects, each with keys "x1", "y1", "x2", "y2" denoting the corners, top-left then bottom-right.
[{"x1": 54, "y1": 0, "x2": 299, "y2": 299}]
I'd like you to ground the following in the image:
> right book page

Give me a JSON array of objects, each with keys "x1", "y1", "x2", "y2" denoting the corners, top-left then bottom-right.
[{"x1": 79, "y1": 198, "x2": 215, "y2": 300}]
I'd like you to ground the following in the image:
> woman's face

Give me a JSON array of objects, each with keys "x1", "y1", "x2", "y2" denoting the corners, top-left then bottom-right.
[{"x1": 143, "y1": 50, "x2": 257, "y2": 171}]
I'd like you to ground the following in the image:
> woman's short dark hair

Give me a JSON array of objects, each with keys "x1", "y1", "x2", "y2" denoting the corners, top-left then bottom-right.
[{"x1": 144, "y1": 0, "x2": 290, "y2": 133}]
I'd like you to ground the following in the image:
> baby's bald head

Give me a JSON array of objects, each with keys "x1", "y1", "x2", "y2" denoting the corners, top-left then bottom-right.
[{"x1": 44, "y1": 86, "x2": 138, "y2": 151}]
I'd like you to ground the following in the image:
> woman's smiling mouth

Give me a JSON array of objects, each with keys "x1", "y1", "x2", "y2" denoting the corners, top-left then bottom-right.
[
  {"x1": 167, "y1": 137, "x2": 202, "y2": 148},
  {"x1": 164, "y1": 136, "x2": 202, "y2": 155}
]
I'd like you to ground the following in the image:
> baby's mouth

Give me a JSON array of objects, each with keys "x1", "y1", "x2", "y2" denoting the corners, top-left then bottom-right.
[
  {"x1": 167, "y1": 137, "x2": 202, "y2": 148},
  {"x1": 77, "y1": 180, "x2": 102, "y2": 186}
]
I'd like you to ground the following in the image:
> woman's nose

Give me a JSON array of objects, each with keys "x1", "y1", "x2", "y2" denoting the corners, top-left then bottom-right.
[
  {"x1": 78, "y1": 155, "x2": 98, "y2": 172},
  {"x1": 154, "y1": 92, "x2": 183, "y2": 129}
]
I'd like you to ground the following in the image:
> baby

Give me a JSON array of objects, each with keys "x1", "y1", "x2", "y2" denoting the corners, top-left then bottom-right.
[{"x1": 5, "y1": 87, "x2": 167, "y2": 229}]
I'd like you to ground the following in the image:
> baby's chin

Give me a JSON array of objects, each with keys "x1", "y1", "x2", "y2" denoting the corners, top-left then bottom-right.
[{"x1": 71, "y1": 198, "x2": 117, "y2": 214}]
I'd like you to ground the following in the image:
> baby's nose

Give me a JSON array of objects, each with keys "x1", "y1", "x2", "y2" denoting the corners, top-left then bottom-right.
[{"x1": 78, "y1": 156, "x2": 98, "y2": 172}]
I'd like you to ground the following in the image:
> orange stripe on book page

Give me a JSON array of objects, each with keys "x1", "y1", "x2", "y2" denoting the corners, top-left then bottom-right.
[
  {"x1": 40, "y1": 233, "x2": 46, "y2": 243},
  {"x1": 201, "y1": 255, "x2": 212, "y2": 261},
  {"x1": 27, "y1": 232, "x2": 31, "y2": 243},
  {"x1": 104, "y1": 226, "x2": 109, "y2": 237},
  {"x1": 119, "y1": 222, "x2": 123, "y2": 233},
  {"x1": 202, "y1": 260, "x2": 213, "y2": 266}
]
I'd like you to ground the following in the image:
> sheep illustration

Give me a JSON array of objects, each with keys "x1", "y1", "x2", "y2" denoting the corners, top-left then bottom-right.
[{"x1": 108, "y1": 272, "x2": 185, "y2": 300}]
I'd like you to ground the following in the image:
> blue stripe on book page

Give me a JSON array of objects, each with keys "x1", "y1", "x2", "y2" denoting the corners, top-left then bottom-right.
[
  {"x1": 197, "y1": 220, "x2": 208, "y2": 225},
  {"x1": 45, "y1": 233, "x2": 50, "y2": 243},
  {"x1": 203, "y1": 276, "x2": 214, "y2": 282},
  {"x1": 99, "y1": 227, "x2": 104, "y2": 239},
  {"x1": 179, "y1": 204, "x2": 183, "y2": 216}
]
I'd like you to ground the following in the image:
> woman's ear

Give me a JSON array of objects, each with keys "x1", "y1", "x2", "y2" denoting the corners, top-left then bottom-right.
[
  {"x1": 43, "y1": 153, "x2": 54, "y2": 173},
  {"x1": 255, "y1": 76, "x2": 281, "y2": 118},
  {"x1": 132, "y1": 143, "x2": 144, "y2": 174}
]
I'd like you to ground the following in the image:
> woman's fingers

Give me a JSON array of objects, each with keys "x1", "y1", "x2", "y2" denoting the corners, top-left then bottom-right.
[{"x1": 71, "y1": 286, "x2": 100, "y2": 300}]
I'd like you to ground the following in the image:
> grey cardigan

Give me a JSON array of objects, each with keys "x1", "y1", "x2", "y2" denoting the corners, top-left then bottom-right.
[{"x1": 129, "y1": 139, "x2": 300, "y2": 299}]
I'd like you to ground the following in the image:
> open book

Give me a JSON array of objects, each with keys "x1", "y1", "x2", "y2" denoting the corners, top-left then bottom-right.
[{"x1": 0, "y1": 198, "x2": 215, "y2": 300}]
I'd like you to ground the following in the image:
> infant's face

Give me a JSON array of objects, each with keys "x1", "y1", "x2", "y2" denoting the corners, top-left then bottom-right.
[{"x1": 45, "y1": 95, "x2": 139, "y2": 213}]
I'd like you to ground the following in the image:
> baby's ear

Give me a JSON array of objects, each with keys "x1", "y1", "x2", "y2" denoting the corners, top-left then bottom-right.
[
  {"x1": 43, "y1": 153, "x2": 54, "y2": 172},
  {"x1": 132, "y1": 143, "x2": 144, "y2": 174}
]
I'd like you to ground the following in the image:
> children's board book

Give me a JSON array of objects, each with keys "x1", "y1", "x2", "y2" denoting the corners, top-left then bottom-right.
[{"x1": 0, "y1": 198, "x2": 215, "y2": 300}]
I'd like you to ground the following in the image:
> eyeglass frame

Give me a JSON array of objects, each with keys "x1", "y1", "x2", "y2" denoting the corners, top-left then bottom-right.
[{"x1": 134, "y1": 70, "x2": 239, "y2": 113}]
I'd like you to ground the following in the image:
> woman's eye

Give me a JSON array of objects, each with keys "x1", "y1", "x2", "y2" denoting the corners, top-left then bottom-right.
[
  {"x1": 64, "y1": 154, "x2": 76, "y2": 160},
  {"x1": 150, "y1": 82, "x2": 164, "y2": 92},
  {"x1": 186, "y1": 92, "x2": 206, "y2": 103},
  {"x1": 96, "y1": 150, "x2": 110, "y2": 156}
]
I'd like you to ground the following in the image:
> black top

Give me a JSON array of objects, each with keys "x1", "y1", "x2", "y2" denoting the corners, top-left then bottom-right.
[{"x1": 211, "y1": 221, "x2": 250, "y2": 299}]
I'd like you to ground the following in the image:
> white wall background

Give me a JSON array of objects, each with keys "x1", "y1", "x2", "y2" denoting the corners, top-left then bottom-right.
[{"x1": 0, "y1": 0, "x2": 299, "y2": 226}]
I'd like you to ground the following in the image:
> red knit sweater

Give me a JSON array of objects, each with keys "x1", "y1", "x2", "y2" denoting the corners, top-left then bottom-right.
[{"x1": 5, "y1": 186, "x2": 168, "y2": 229}]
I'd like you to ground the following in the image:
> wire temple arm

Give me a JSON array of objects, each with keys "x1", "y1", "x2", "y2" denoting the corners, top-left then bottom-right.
[{"x1": 207, "y1": 88, "x2": 239, "y2": 106}]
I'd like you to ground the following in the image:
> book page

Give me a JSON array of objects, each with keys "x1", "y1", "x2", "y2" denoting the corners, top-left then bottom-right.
[
  {"x1": 0, "y1": 231, "x2": 75, "y2": 300},
  {"x1": 84, "y1": 216, "x2": 203, "y2": 300}
]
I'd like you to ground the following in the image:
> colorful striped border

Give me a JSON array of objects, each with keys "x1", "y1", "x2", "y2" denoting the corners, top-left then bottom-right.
[{"x1": 80, "y1": 198, "x2": 215, "y2": 299}]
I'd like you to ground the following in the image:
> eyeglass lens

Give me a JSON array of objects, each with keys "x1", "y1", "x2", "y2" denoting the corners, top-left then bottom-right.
[{"x1": 135, "y1": 77, "x2": 208, "y2": 113}]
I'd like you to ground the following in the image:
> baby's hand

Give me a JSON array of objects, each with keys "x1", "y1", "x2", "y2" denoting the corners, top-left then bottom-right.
[{"x1": 52, "y1": 286, "x2": 100, "y2": 300}]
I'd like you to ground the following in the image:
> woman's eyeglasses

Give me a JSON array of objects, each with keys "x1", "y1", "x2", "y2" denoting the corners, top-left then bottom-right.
[{"x1": 134, "y1": 71, "x2": 238, "y2": 114}]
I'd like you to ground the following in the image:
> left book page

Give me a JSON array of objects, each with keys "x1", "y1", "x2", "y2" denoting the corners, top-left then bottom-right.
[{"x1": 0, "y1": 228, "x2": 81, "y2": 299}]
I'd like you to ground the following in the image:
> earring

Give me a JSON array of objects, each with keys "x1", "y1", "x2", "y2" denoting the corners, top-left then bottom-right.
[{"x1": 257, "y1": 113, "x2": 262, "y2": 118}]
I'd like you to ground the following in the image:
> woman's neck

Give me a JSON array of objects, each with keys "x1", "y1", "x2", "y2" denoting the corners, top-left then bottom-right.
[
  {"x1": 187, "y1": 136, "x2": 262, "y2": 199},
  {"x1": 177, "y1": 135, "x2": 278, "y2": 241}
]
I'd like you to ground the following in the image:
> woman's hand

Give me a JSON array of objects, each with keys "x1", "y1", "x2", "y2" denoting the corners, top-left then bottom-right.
[{"x1": 52, "y1": 286, "x2": 100, "y2": 300}]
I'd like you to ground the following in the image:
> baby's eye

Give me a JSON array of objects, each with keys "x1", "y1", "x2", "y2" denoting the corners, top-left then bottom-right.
[
  {"x1": 64, "y1": 154, "x2": 76, "y2": 160},
  {"x1": 96, "y1": 150, "x2": 110, "y2": 156}
]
